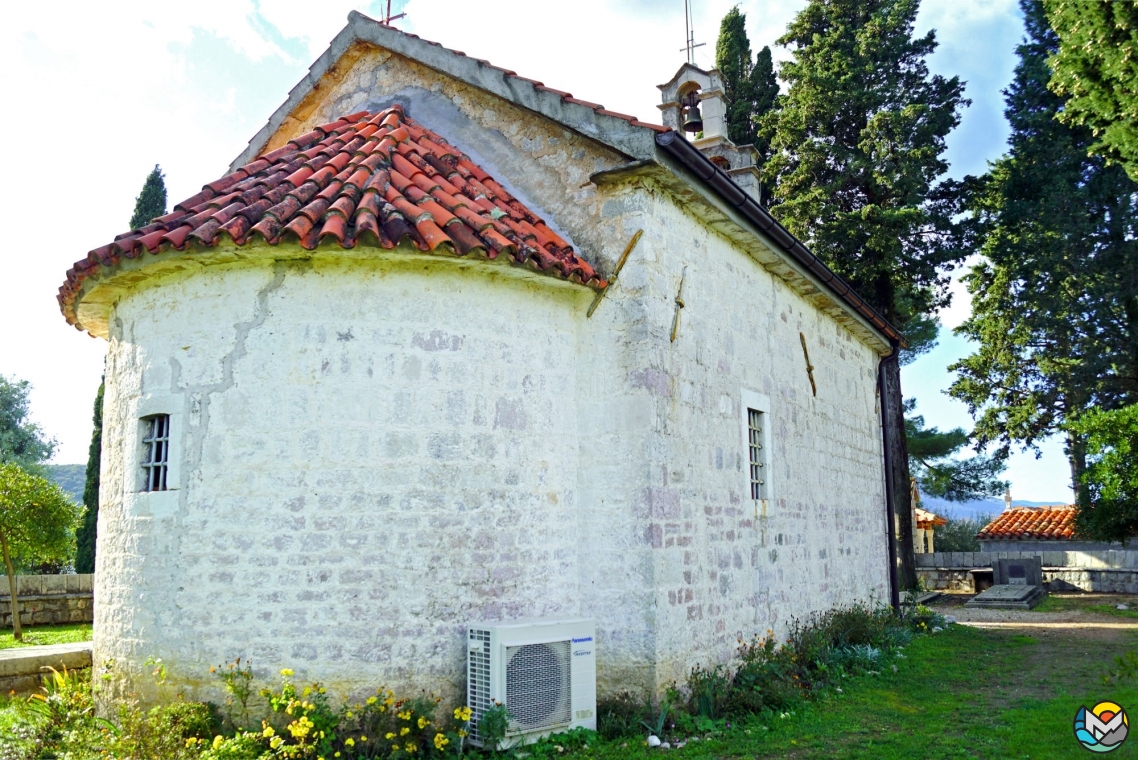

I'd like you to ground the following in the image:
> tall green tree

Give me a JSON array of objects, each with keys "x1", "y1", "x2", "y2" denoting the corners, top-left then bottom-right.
[
  {"x1": 0, "y1": 375, "x2": 56, "y2": 471},
  {"x1": 1069, "y1": 404, "x2": 1138, "y2": 542},
  {"x1": 949, "y1": 0, "x2": 1138, "y2": 512},
  {"x1": 1044, "y1": 1, "x2": 1138, "y2": 182},
  {"x1": 906, "y1": 400, "x2": 1006, "y2": 502},
  {"x1": 715, "y1": 6, "x2": 779, "y2": 156},
  {"x1": 130, "y1": 165, "x2": 168, "y2": 230},
  {"x1": 74, "y1": 380, "x2": 103, "y2": 574},
  {"x1": 761, "y1": 0, "x2": 969, "y2": 590},
  {"x1": 0, "y1": 464, "x2": 81, "y2": 639}
]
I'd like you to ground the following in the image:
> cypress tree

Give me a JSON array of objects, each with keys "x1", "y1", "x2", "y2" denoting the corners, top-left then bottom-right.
[
  {"x1": 750, "y1": 46, "x2": 778, "y2": 160},
  {"x1": 949, "y1": 0, "x2": 1138, "y2": 533},
  {"x1": 130, "y1": 165, "x2": 168, "y2": 230},
  {"x1": 74, "y1": 380, "x2": 103, "y2": 574},
  {"x1": 762, "y1": 0, "x2": 969, "y2": 589},
  {"x1": 1044, "y1": 0, "x2": 1138, "y2": 182},
  {"x1": 715, "y1": 7, "x2": 778, "y2": 154}
]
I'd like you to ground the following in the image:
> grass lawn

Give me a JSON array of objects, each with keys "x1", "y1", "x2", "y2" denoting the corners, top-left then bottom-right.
[
  {"x1": 1036, "y1": 592, "x2": 1138, "y2": 619},
  {"x1": 549, "y1": 623, "x2": 1138, "y2": 759},
  {"x1": 0, "y1": 623, "x2": 91, "y2": 650}
]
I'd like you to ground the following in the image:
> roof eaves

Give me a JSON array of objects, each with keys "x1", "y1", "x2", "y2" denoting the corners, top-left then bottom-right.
[{"x1": 231, "y1": 11, "x2": 661, "y2": 173}]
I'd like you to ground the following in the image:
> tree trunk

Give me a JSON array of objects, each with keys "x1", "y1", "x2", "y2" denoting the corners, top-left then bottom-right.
[
  {"x1": 880, "y1": 353, "x2": 918, "y2": 593},
  {"x1": 1068, "y1": 430, "x2": 1089, "y2": 507},
  {"x1": 0, "y1": 532, "x2": 21, "y2": 641}
]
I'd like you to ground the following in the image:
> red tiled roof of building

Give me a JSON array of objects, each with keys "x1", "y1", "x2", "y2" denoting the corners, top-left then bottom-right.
[
  {"x1": 976, "y1": 506, "x2": 1077, "y2": 541},
  {"x1": 915, "y1": 507, "x2": 947, "y2": 529},
  {"x1": 59, "y1": 105, "x2": 605, "y2": 328}
]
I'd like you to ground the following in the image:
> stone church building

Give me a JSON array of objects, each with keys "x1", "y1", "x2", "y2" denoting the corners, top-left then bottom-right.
[{"x1": 60, "y1": 13, "x2": 904, "y2": 701}]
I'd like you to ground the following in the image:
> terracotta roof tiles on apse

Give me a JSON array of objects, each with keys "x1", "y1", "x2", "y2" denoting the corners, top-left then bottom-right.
[
  {"x1": 59, "y1": 105, "x2": 605, "y2": 327},
  {"x1": 977, "y1": 506, "x2": 1078, "y2": 541}
]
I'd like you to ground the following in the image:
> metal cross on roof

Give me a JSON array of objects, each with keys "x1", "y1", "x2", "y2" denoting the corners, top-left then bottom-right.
[
  {"x1": 382, "y1": 0, "x2": 406, "y2": 25},
  {"x1": 680, "y1": 0, "x2": 706, "y2": 64}
]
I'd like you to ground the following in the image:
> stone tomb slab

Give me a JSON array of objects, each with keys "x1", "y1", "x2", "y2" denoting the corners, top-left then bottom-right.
[
  {"x1": 965, "y1": 583, "x2": 1047, "y2": 610},
  {"x1": 994, "y1": 557, "x2": 1043, "y2": 586}
]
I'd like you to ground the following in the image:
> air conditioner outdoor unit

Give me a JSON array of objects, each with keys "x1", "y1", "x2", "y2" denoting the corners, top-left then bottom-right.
[{"x1": 467, "y1": 617, "x2": 596, "y2": 748}]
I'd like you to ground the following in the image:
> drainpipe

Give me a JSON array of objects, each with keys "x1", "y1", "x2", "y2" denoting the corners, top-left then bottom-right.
[{"x1": 879, "y1": 339, "x2": 902, "y2": 611}]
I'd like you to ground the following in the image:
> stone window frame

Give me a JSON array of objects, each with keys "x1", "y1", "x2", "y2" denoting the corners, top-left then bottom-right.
[
  {"x1": 141, "y1": 414, "x2": 171, "y2": 492},
  {"x1": 126, "y1": 394, "x2": 182, "y2": 517},
  {"x1": 741, "y1": 388, "x2": 774, "y2": 510}
]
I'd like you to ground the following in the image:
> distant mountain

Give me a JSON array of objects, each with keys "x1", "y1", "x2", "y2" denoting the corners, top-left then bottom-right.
[
  {"x1": 45, "y1": 464, "x2": 85, "y2": 504},
  {"x1": 920, "y1": 495, "x2": 1070, "y2": 522}
]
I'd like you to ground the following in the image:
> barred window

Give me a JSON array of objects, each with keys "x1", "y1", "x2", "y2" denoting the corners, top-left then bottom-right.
[
  {"x1": 747, "y1": 408, "x2": 766, "y2": 500},
  {"x1": 141, "y1": 415, "x2": 170, "y2": 492}
]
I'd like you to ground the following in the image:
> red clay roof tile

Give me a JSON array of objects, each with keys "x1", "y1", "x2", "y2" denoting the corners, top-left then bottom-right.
[
  {"x1": 976, "y1": 506, "x2": 1078, "y2": 541},
  {"x1": 59, "y1": 105, "x2": 606, "y2": 328}
]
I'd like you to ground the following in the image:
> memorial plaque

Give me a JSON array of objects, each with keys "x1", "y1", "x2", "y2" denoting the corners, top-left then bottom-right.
[{"x1": 994, "y1": 557, "x2": 1042, "y2": 586}]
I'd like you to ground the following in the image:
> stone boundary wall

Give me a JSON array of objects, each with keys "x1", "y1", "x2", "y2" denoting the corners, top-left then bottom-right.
[
  {"x1": 916, "y1": 550, "x2": 1138, "y2": 569},
  {"x1": 915, "y1": 552, "x2": 1138, "y2": 594},
  {"x1": 0, "y1": 574, "x2": 94, "y2": 627}
]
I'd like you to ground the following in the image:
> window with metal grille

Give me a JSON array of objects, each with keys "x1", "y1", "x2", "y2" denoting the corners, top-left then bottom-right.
[
  {"x1": 141, "y1": 415, "x2": 170, "y2": 492},
  {"x1": 747, "y1": 408, "x2": 766, "y2": 500}
]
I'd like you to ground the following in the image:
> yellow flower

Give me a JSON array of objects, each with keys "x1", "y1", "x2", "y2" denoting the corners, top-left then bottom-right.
[
  {"x1": 213, "y1": 736, "x2": 223, "y2": 749},
  {"x1": 345, "y1": 738, "x2": 355, "y2": 747},
  {"x1": 263, "y1": 723, "x2": 275, "y2": 738},
  {"x1": 458, "y1": 729, "x2": 468, "y2": 738},
  {"x1": 361, "y1": 736, "x2": 368, "y2": 742},
  {"x1": 454, "y1": 706, "x2": 474, "y2": 722},
  {"x1": 417, "y1": 716, "x2": 430, "y2": 729},
  {"x1": 303, "y1": 687, "x2": 312, "y2": 697},
  {"x1": 367, "y1": 696, "x2": 378, "y2": 705},
  {"x1": 405, "y1": 743, "x2": 417, "y2": 753},
  {"x1": 434, "y1": 733, "x2": 450, "y2": 750},
  {"x1": 398, "y1": 710, "x2": 412, "y2": 721},
  {"x1": 270, "y1": 736, "x2": 284, "y2": 750},
  {"x1": 281, "y1": 668, "x2": 294, "y2": 677},
  {"x1": 400, "y1": 727, "x2": 410, "y2": 736},
  {"x1": 386, "y1": 732, "x2": 396, "y2": 740}
]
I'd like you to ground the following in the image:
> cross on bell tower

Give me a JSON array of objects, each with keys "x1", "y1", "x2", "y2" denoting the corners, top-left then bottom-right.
[
  {"x1": 680, "y1": 0, "x2": 706, "y2": 65},
  {"x1": 381, "y1": 0, "x2": 406, "y2": 26}
]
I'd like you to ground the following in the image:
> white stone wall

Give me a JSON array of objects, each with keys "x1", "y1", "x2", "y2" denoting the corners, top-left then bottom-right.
[
  {"x1": 611, "y1": 195, "x2": 891, "y2": 688},
  {"x1": 97, "y1": 258, "x2": 598, "y2": 701}
]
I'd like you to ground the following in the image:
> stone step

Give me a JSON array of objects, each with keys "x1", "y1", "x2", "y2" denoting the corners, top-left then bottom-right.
[{"x1": 0, "y1": 641, "x2": 92, "y2": 695}]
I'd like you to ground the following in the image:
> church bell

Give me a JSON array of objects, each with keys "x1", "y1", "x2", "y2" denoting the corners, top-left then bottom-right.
[{"x1": 681, "y1": 90, "x2": 703, "y2": 133}]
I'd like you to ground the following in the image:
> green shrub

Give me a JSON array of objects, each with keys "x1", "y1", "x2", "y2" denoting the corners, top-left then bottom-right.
[
  {"x1": 723, "y1": 634, "x2": 803, "y2": 716},
  {"x1": 595, "y1": 691, "x2": 651, "y2": 740}
]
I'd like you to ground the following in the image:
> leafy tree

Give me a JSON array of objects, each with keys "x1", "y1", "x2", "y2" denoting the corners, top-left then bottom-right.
[
  {"x1": 0, "y1": 374, "x2": 56, "y2": 471},
  {"x1": 1044, "y1": 1, "x2": 1138, "y2": 182},
  {"x1": 715, "y1": 6, "x2": 779, "y2": 156},
  {"x1": 1069, "y1": 404, "x2": 1138, "y2": 543},
  {"x1": 0, "y1": 464, "x2": 81, "y2": 639},
  {"x1": 906, "y1": 400, "x2": 1007, "y2": 502},
  {"x1": 74, "y1": 380, "x2": 103, "y2": 574},
  {"x1": 130, "y1": 165, "x2": 168, "y2": 230},
  {"x1": 949, "y1": 1, "x2": 1138, "y2": 499},
  {"x1": 761, "y1": 0, "x2": 969, "y2": 589},
  {"x1": 932, "y1": 514, "x2": 993, "y2": 553}
]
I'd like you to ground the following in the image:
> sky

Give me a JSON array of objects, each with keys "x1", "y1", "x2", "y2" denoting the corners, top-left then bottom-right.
[{"x1": 0, "y1": 0, "x2": 1070, "y2": 502}]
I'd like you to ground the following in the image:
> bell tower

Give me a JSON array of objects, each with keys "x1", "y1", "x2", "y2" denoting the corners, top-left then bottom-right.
[{"x1": 657, "y1": 64, "x2": 764, "y2": 203}]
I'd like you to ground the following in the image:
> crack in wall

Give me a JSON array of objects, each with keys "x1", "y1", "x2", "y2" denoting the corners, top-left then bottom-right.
[{"x1": 179, "y1": 264, "x2": 288, "y2": 498}]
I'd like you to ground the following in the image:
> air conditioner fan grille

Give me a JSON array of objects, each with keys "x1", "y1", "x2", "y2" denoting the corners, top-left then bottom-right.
[{"x1": 505, "y1": 641, "x2": 572, "y2": 732}]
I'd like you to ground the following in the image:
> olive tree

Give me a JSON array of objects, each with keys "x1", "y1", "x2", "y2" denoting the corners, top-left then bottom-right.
[{"x1": 0, "y1": 463, "x2": 82, "y2": 639}]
